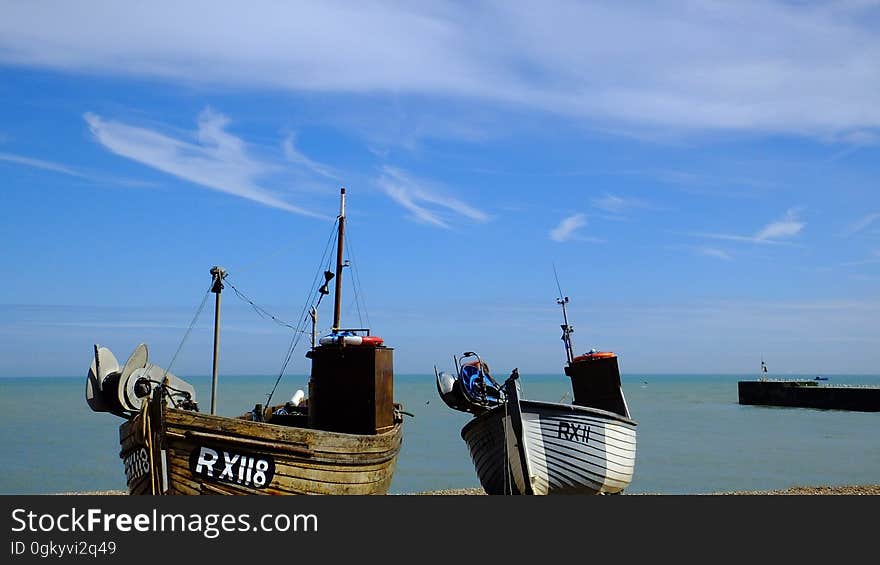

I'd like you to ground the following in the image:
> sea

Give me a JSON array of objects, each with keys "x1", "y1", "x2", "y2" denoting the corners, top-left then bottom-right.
[{"x1": 1, "y1": 373, "x2": 878, "y2": 495}]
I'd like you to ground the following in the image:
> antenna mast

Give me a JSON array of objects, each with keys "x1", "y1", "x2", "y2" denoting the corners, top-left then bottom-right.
[
  {"x1": 332, "y1": 188, "x2": 346, "y2": 331},
  {"x1": 554, "y1": 264, "x2": 574, "y2": 364}
]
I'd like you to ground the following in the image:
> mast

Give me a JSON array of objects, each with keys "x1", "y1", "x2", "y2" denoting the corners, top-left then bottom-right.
[
  {"x1": 554, "y1": 264, "x2": 574, "y2": 364},
  {"x1": 209, "y1": 265, "x2": 227, "y2": 415},
  {"x1": 332, "y1": 187, "x2": 346, "y2": 331},
  {"x1": 558, "y1": 296, "x2": 574, "y2": 364}
]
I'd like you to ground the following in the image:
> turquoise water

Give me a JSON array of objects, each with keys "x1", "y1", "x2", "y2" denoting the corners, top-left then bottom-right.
[{"x1": 1, "y1": 373, "x2": 878, "y2": 494}]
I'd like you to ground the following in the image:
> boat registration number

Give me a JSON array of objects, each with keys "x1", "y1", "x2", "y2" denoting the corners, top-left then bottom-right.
[
  {"x1": 557, "y1": 421, "x2": 591, "y2": 445},
  {"x1": 189, "y1": 446, "x2": 275, "y2": 489},
  {"x1": 122, "y1": 447, "x2": 150, "y2": 484}
]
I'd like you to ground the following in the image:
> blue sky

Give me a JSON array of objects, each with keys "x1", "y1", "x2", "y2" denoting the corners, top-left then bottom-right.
[{"x1": 1, "y1": 1, "x2": 879, "y2": 378}]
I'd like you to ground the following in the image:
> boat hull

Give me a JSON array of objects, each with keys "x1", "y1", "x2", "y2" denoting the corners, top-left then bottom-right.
[
  {"x1": 461, "y1": 400, "x2": 637, "y2": 495},
  {"x1": 738, "y1": 380, "x2": 880, "y2": 412},
  {"x1": 119, "y1": 402, "x2": 403, "y2": 495}
]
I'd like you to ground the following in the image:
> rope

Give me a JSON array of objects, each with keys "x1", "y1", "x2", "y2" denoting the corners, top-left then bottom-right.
[
  {"x1": 503, "y1": 397, "x2": 512, "y2": 495},
  {"x1": 139, "y1": 396, "x2": 158, "y2": 495}
]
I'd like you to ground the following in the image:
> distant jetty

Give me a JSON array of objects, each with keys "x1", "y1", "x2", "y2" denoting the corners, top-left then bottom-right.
[{"x1": 738, "y1": 379, "x2": 880, "y2": 412}]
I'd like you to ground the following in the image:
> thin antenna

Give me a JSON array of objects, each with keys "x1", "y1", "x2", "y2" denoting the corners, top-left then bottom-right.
[{"x1": 553, "y1": 262, "x2": 565, "y2": 299}]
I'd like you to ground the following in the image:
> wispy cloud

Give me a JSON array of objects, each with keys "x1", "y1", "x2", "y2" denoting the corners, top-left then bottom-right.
[
  {"x1": 85, "y1": 109, "x2": 327, "y2": 217},
  {"x1": 838, "y1": 131, "x2": 879, "y2": 146},
  {"x1": 550, "y1": 213, "x2": 587, "y2": 242},
  {"x1": 754, "y1": 208, "x2": 805, "y2": 241},
  {"x1": 376, "y1": 166, "x2": 488, "y2": 229},
  {"x1": 2, "y1": 3, "x2": 880, "y2": 138},
  {"x1": 841, "y1": 249, "x2": 880, "y2": 267},
  {"x1": 0, "y1": 152, "x2": 86, "y2": 178},
  {"x1": 841, "y1": 212, "x2": 880, "y2": 237},
  {"x1": 695, "y1": 208, "x2": 805, "y2": 245},
  {"x1": 592, "y1": 194, "x2": 625, "y2": 214},
  {"x1": 281, "y1": 134, "x2": 338, "y2": 180},
  {"x1": 591, "y1": 193, "x2": 648, "y2": 215},
  {"x1": 0, "y1": 150, "x2": 159, "y2": 188},
  {"x1": 698, "y1": 247, "x2": 733, "y2": 261}
]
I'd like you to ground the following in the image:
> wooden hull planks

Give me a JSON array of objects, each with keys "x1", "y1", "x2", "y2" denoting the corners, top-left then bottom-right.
[
  {"x1": 118, "y1": 404, "x2": 403, "y2": 496},
  {"x1": 95, "y1": 190, "x2": 405, "y2": 497}
]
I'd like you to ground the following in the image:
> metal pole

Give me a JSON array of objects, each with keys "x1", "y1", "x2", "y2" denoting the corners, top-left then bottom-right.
[
  {"x1": 332, "y1": 187, "x2": 346, "y2": 331},
  {"x1": 210, "y1": 266, "x2": 226, "y2": 415},
  {"x1": 558, "y1": 297, "x2": 574, "y2": 364}
]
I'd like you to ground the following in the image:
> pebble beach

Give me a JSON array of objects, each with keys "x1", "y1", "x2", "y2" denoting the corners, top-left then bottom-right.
[
  {"x1": 411, "y1": 485, "x2": 880, "y2": 495},
  {"x1": 59, "y1": 485, "x2": 880, "y2": 496}
]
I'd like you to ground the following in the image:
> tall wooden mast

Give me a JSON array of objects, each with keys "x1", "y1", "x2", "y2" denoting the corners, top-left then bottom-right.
[{"x1": 332, "y1": 187, "x2": 346, "y2": 331}]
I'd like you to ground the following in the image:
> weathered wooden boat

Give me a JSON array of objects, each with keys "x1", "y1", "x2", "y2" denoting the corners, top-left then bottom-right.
[
  {"x1": 435, "y1": 294, "x2": 637, "y2": 495},
  {"x1": 86, "y1": 188, "x2": 405, "y2": 495},
  {"x1": 738, "y1": 361, "x2": 880, "y2": 412}
]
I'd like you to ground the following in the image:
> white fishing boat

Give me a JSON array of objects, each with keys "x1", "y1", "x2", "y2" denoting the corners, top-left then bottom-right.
[{"x1": 435, "y1": 293, "x2": 637, "y2": 495}]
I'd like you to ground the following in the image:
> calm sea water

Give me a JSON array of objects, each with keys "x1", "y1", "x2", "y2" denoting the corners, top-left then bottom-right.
[{"x1": 1, "y1": 373, "x2": 878, "y2": 495}]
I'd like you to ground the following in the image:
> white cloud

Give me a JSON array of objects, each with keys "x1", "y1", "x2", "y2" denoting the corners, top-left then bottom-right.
[
  {"x1": 696, "y1": 208, "x2": 805, "y2": 245},
  {"x1": 592, "y1": 194, "x2": 626, "y2": 214},
  {"x1": 0, "y1": 152, "x2": 85, "y2": 177},
  {"x1": 591, "y1": 193, "x2": 647, "y2": 215},
  {"x1": 550, "y1": 213, "x2": 586, "y2": 242},
  {"x1": 753, "y1": 209, "x2": 805, "y2": 241},
  {"x1": 281, "y1": 134, "x2": 338, "y2": 180},
  {"x1": 838, "y1": 130, "x2": 880, "y2": 145},
  {"x1": 2, "y1": 2, "x2": 880, "y2": 138},
  {"x1": 376, "y1": 166, "x2": 488, "y2": 229},
  {"x1": 698, "y1": 247, "x2": 733, "y2": 261},
  {"x1": 841, "y1": 212, "x2": 880, "y2": 237},
  {"x1": 841, "y1": 248, "x2": 880, "y2": 267},
  {"x1": 85, "y1": 109, "x2": 326, "y2": 217},
  {"x1": 0, "y1": 150, "x2": 158, "y2": 188}
]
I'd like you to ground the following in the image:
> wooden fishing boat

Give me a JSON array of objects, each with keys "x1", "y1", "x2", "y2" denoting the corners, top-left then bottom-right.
[
  {"x1": 87, "y1": 188, "x2": 405, "y2": 495},
  {"x1": 435, "y1": 293, "x2": 637, "y2": 495}
]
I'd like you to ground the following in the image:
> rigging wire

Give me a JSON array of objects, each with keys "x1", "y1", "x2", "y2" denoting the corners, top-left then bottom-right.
[
  {"x1": 161, "y1": 282, "x2": 214, "y2": 383},
  {"x1": 264, "y1": 217, "x2": 340, "y2": 410},
  {"x1": 224, "y1": 278, "x2": 306, "y2": 335},
  {"x1": 344, "y1": 227, "x2": 371, "y2": 330},
  {"x1": 343, "y1": 233, "x2": 362, "y2": 328}
]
